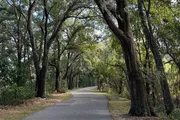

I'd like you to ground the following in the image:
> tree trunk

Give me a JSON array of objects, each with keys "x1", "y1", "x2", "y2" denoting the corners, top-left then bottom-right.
[
  {"x1": 55, "y1": 68, "x2": 60, "y2": 93},
  {"x1": 97, "y1": 80, "x2": 101, "y2": 91},
  {"x1": 122, "y1": 39, "x2": 151, "y2": 116},
  {"x1": 68, "y1": 69, "x2": 74, "y2": 89},
  {"x1": 36, "y1": 70, "x2": 46, "y2": 98},
  {"x1": 94, "y1": 0, "x2": 152, "y2": 116},
  {"x1": 118, "y1": 80, "x2": 123, "y2": 94},
  {"x1": 138, "y1": 0, "x2": 173, "y2": 114},
  {"x1": 178, "y1": 63, "x2": 180, "y2": 75},
  {"x1": 36, "y1": 54, "x2": 48, "y2": 98},
  {"x1": 17, "y1": 13, "x2": 23, "y2": 86},
  {"x1": 68, "y1": 77, "x2": 73, "y2": 89}
]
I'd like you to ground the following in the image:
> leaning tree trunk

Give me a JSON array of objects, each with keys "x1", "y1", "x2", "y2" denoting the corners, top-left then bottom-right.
[
  {"x1": 138, "y1": 0, "x2": 173, "y2": 114},
  {"x1": 94, "y1": 0, "x2": 153, "y2": 116}
]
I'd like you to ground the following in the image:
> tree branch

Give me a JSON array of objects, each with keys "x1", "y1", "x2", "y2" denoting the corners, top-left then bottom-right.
[{"x1": 94, "y1": 0, "x2": 127, "y2": 45}]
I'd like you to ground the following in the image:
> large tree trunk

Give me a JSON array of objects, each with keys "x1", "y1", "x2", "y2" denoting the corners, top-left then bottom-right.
[
  {"x1": 122, "y1": 36, "x2": 151, "y2": 116},
  {"x1": 138, "y1": 0, "x2": 173, "y2": 114},
  {"x1": 36, "y1": 69, "x2": 46, "y2": 98},
  {"x1": 94, "y1": 0, "x2": 153, "y2": 116},
  {"x1": 35, "y1": 0, "x2": 48, "y2": 97},
  {"x1": 36, "y1": 54, "x2": 48, "y2": 98}
]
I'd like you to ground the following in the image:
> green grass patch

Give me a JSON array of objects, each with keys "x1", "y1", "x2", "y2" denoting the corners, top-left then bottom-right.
[
  {"x1": 109, "y1": 100, "x2": 130, "y2": 114},
  {"x1": 92, "y1": 89, "x2": 164, "y2": 120},
  {"x1": 92, "y1": 89, "x2": 130, "y2": 120},
  {"x1": 106, "y1": 94, "x2": 130, "y2": 120}
]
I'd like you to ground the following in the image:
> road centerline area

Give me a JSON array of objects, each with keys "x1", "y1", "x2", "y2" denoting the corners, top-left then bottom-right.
[{"x1": 22, "y1": 86, "x2": 113, "y2": 120}]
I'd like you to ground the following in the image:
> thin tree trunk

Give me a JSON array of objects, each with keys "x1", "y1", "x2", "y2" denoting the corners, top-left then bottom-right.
[
  {"x1": 118, "y1": 80, "x2": 123, "y2": 94},
  {"x1": 17, "y1": 16, "x2": 22, "y2": 86},
  {"x1": 97, "y1": 80, "x2": 101, "y2": 91},
  {"x1": 27, "y1": 0, "x2": 41, "y2": 93},
  {"x1": 68, "y1": 69, "x2": 73, "y2": 89},
  {"x1": 55, "y1": 68, "x2": 60, "y2": 93},
  {"x1": 55, "y1": 35, "x2": 61, "y2": 92}
]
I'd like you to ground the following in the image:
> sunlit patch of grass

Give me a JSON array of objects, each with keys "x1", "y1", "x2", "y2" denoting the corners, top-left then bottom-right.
[
  {"x1": 105, "y1": 93, "x2": 130, "y2": 120},
  {"x1": 91, "y1": 89, "x2": 107, "y2": 95},
  {"x1": 109, "y1": 100, "x2": 130, "y2": 114},
  {"x1": 92, "y1": 89, "x2": 130, "y2": 120},
  {"x1": 92, "y1": 89, "x2": 162, "y2": 120},
  {"x1": 0, "y1": 92, "x2": 72, "y2": 120}
]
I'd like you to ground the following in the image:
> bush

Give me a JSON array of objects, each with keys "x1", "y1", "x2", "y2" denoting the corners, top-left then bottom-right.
[
  {"x1": 120, "y1": 89, "x2": 130, "y2": 99},
  {"x1": 158, "y1": 108, "x2": 180, "y2": 120},
  {"x1": 0, "y1": 83, "x2": 35, "y2": 105},
  {"x1": 168, "y1": 108, "x2": 180, "y2": 120}
]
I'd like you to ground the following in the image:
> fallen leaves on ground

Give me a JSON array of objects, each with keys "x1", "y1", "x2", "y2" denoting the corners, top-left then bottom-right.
[{"x1": 0, "y1": 92, "x2": 72, "y2": 120}]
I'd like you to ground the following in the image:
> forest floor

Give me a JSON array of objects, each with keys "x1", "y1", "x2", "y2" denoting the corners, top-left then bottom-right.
[
  {"x1": 93, "y1": 90, "x2": 165, "y2": 120},
  {"x1": 0, "y1": 92, "x2": 72, "y2": 120}
]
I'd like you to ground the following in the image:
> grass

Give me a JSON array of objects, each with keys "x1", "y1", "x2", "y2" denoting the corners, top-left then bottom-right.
[
  {"x1": 92, "y1": 89, "x2": 162, "y2": 120},
  {"x1": 0, "y1": 92, "x2": 72, "y2": 120}
]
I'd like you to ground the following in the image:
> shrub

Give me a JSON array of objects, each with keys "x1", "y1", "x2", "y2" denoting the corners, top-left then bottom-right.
[
  {"x1": 0, "y1": 83, "x2": 35, "y2": 105},
  {"x1": 120, "y1": 89, "x2": 130, "y2": 99},
  {"x1": 168, "y1": 108, "x2": 180, "y2": 120}
]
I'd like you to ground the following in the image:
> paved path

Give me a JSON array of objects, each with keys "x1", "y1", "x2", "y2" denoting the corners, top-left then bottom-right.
[{"x1": 22, "y1": 86, "x2": 113, "y2": 120}]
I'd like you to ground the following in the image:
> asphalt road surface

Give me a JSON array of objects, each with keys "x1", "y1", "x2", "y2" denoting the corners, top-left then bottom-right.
[{"x1": 21, "y1": 86, "x2": 113, "y2": 120}]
